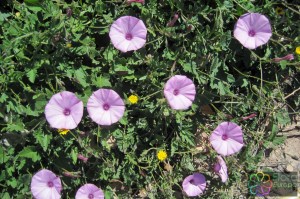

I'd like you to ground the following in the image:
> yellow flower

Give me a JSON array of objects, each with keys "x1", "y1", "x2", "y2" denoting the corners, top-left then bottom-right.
[
  {"x1": 295, "y1": 46, "x2": 300, "y2": 55},
  {"x1": 66, "y1": 43, "x2": 72, "y2": 48},
  {"x1": 58, "y1": 129, "x2": 70, "y2": 135},
  {"x1": 128, "y1": 94, "x2": 138, "y2": 104},
  {"x1": 275, "y1": 7, "x2": 284, "y2": 15},
  {"x1": 15, "y1": 12, "x2": 20, "y2": 18},
  {"x1": 157, "y1": 150, "x2": 167, "y2": 161}
]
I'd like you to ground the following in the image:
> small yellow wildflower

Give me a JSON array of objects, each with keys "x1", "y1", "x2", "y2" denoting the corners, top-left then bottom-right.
[
  {"x1": 157, "y1": 150, "x2": 167, "y2": 161},
  {"x1": 128, "y1": 94, "x2": 138, "y2": 104},
  {"x1": 275, "y1": 7, "x2": 284, "y2": 15},
  {"x1": 295, "y1": 46, "x2": 300, "y2": 55},
  {"x1": 58, "y1": 129, "x2": 70, "y2": 135},
  {"x1": 15, "y1": 12, "x2": 20, "y2": 18},
  {"x1": 66, "y1": 43, "x2": 72, "y2": 48}
]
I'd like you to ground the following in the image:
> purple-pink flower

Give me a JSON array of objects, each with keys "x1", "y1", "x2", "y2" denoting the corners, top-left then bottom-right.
[
  {"x1": 75, "y1": 184, "x2": 104, "y2": 199},
  {"x1": 182, "y1": 173, "x2": 206, "y2": 197},
  {"x1": 45, "y1": 91, "x2": 83, "y2": 130},
  {"x1": 213, "y1": 156, "x2": 228, "y2": 183},
  {"x1": 87, "y1": 89, "x2": 125, "y2": 126},
  {"x1": 164, "y1": 75, "x2": 196, "y2": 110},
  {"x1": 167, "y1": 13, "x2": 179, "y2": 27},
  {"x1": 109, "y1": 16, "x2": 147, "y2": 53},
  {"x1": 272, "y1": 54, "x2": 294, "y2": 62},
  {"x1": 78, "y1": 154, "x2": 88, "y2": 163},
  {"x1": 127, "y1": 0, "x2": 144, "y2": 4},
  {"x1": 209, "y1": 122, "x2": 244, "y2": 156},
  {"x1": 31, "y1": 169, "x2": 62, "y2": 199},
  {"x1": 234, "y1": 13, "x2": 272, "y2": 49}
]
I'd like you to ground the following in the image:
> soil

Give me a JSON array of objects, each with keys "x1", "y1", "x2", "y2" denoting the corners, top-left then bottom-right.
[{"x1": 258, "y1": 116, "x2": 300, "y2": 198}]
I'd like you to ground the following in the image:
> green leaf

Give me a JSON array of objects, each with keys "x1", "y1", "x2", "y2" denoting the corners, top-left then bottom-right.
[
  {"x1": 272, "y1": 136, "x2": 286, "y2": 146},
  {"x1": 75, "y1": 68, "x2": 88, "y2": 87},
  {"x1": 0, "y1": 13, "x2": 11, "y2": 22},
  {"x1": 0, "y1": 93, "x2": 8, "y2": 103},
  {"x1": 24, "y1": 0, "x2": 41, "y2": 6},
  {"x1": 218, "y1": 82, "x2": 226, "y2": 95},
  {"x1": 26, "y1": 69, "x2": 37, "y2": 83},
  {"x1": 18, "y1": 146, "x2": 41, "y2": 162},
  {"x1": 7, "y1": 178, "x2": 17, "y2": 188},
  {"x1": 71, "y1": 148, "x2": 78, "y2": 165},
  {"x1": 4, "y1": 122, "x2": 25, "y2": 132},
  {"x1": 34, "y1": 131, "x2": 52, "y2": 152},
  {"x1": 0, "y1": 147, "x2": 10, "y2": 164},
  {"x1": 0, "y1": 192, "x2": 10, "y2": 199},
  {"x1": 279, "y1": 60, "x2": 287, "y2": 70},
  {"x1": 94, "y1": 75, "x2": 111, "y2": 87},
  {"x1": 26, "y1": 5, "x2": 43, "y2": 12}
]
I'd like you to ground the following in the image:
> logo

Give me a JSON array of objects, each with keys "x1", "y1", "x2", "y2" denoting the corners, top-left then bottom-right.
[{"x1": 248, "y1": 171, "x2": 273, "y2": 196}]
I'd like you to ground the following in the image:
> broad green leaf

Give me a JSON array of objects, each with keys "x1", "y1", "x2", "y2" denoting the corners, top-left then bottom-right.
[{"x1": 18, "y1": 146, "x2": 41, "y2": 162}]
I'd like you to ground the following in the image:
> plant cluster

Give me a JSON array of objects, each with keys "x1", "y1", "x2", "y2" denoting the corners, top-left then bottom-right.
[{"x1": 0, "y1": 0, "x2": 299, "y2": 198}]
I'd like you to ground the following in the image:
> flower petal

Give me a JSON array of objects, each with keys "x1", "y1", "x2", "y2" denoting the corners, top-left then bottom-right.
[{"x1": 87, "y1": 89, "x2": 125, "y2": 125}]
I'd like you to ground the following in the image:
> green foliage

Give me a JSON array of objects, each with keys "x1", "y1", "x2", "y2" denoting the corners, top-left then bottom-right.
[{"x1": 0, "y1": 0, "x2": 299, "y2": 198}]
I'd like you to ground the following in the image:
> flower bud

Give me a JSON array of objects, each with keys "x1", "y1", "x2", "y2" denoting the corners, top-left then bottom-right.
[
  {"x1": 167, "y1": 13, "x2": 179, "y2": 27},
  {"x1": 77, "y1": 154, "x2": 88, "y2": 163},
  {"x1": 66, "y1": 8, "x2": 72, "y2": 18},
  {"x1": 127, "y1": 0, "x2": 144, "y2": 4},
  {"x1": 272, "y1": 54, "x2": 294, "y2": 62}
]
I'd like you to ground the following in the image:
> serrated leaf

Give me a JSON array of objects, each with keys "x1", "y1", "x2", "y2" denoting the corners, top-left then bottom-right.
[
  {"x1": 94, "y1": 75, "x2": 111, "y2": 87},
  {"x1": 26, "y1": 69, "x2": 37, "y2": 83},
  {"x1": 0, "y1": 93, "x2": 8, "y2": 103},
  {"x1": 4, "y1": 122, "x2": 25, "y2": 132},
  {"x1": 18, "y1": 146, "x2": 41, "y2": 162},
  {"x1": 75, "y1": 68, "x2": 88, "y2": 87},
  {"x1": 34, "y1": 131, "x2": 52, "y2": 152}
]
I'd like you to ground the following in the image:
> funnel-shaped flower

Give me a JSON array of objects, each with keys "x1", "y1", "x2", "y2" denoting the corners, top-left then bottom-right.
[
  {"x1": 45, "y1": 91, "x2": 83, "y2": 129},
  {"x1": 87, "y1": 89, "x2": 125, "y2": 126},
  {"x1": 109, "y1": 16, "x2": 147, "y2": 52},
  {"x1": 75, "y1": 184, "x2": 104, "y2": 199},
  {"x1": 31, "y1": 169, "x2": 62, "y2": 199},
  {"x1": 164, "y1": 75, "x2": 196, "y2": 110},
  {"x1": 234, "y1": 13, "x2": 272, "y2": 49},
  {"x1": 209, "y1": 122, "x2": 244, "y2": 156},
  {"x1": 213, "y1": 156, "x2": 228, "y2": 183},
  {"x1": 182, "y1": 173, "x2": 206, "y2": 197}
]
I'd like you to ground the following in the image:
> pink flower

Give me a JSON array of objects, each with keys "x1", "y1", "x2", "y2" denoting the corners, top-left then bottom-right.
[
  {"x1": 241, "y1": 113, "x2": 257, "y2": 120},
  {"x1": 62, "y1": 171, "x2": 80, "y2": 178},
  {"x1": 31, "y1": 169, "x2": 62, "y2": 199},
  {"x1": 209, "y1": 122, "x2": 244, "y2": 156},
  {"x1": 87, "y1": 89, "x2": 125, "y2": 126},
  {"x1": 167, "y1": 13, "x2": 179, "y2": 27},
  {"x1": 272, "y1": 54, "x2": 294, "y2": 62},
  {"x1": 182, "y1": 173, "x2": 206, "y2": 197},
  {"x1": 78, "y1": 154, "x2": 88, "y2": 163},
  {"x1": 213, "y1": 156, "x2": 228, "y2": 183},
  {"x1": 127, "y1": 0, "x2": 144, "y2": 4},
  {"x1": 45, "y1": 91, "x2": 83, "y2": 130},
  {"x1": 234, "y1": 13, "x2": 272, "y2": 49},
  {"x1": 109, "y1": 16, "x2": 147, "y2": 52},
  {"x1": 75, "y1": 184, "x2": 104, "y2": 199},
  {"x1": 164, "y1": 75, "x2": 196, "y2": 110}
]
